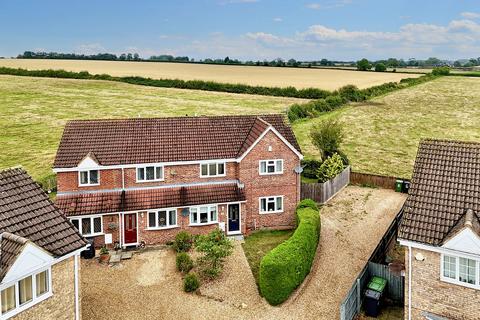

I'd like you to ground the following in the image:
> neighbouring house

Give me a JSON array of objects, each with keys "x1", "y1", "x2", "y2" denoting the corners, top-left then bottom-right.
[
  {"x1": 398, "y1": 139, "x2": 480, "y2": 320},
  {"x1": 53, "y1": 115, "x2": 303, "y2": 248},
  {"x1": 0, "y1": 168, "x2": 87, "y2": 320}
]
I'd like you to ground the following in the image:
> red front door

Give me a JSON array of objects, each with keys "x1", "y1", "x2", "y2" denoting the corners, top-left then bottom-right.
[{"x1": 124, "y1": 213, "x2": 137, "y2": 245}]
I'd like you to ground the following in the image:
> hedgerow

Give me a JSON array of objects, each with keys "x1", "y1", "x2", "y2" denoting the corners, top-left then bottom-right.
[
  {"x1": 0, "y1": 67, "x2": 332, "y2": 99},
  {"x1": 259, "y1": 199, "x2": 321, "y2": 305}
]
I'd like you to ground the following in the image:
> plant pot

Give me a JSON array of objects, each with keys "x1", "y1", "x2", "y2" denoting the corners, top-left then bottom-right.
[{"x1": 99, "y1": 253, "x2": 110, "y2": 264}]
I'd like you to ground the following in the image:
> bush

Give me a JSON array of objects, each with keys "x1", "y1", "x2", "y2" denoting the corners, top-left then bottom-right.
[
  {"x1": 176, "y1": 252, "x2": 194, "y2": 273},
  {"x1": 310, "y1": 119, "x2": 345, "y2": 160},
  {"x1": 432, "y1": 66, "x2": 450, "y2": 76},
  {"x1": 195, "y1": 229, "x2": 234, "y2": 279},
  {"x1": 183, "y1": 272, "x2": 200, "y2": 292},
  {"x1": 301, "y1": 159, "x2": 323, "y2": 179},
  {"x1": 173, "y1": 231, "x2": 193, "y2": 252},
  {"x1": 296, "y1": 199, "x2": 319, "y2": 211},
  {"x1": 316, "y1": 153, "x2": 345, "y2": 183},
  {"x1": 259, "y1": 201, "x2": 321, "y2": 305},
  {"x1": 375, "y1": 63, "x2": 387, "y2": 72}
]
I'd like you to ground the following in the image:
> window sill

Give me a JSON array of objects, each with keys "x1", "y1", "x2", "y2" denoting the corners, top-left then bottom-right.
[
  {"x1": 189, "y1": 222, "x2": 219, "y2": 227},
  {"x1": 259, "y1": 172, "x2": 284, "y2": 176},
  {"x1": 83, "y1": 233, "x2": 104, "y2": 238},
  {"x1": 136, "y1": 179, "x2": 165, "y2": 183},
  {"x1": 146, "y1": 225, "x2": 179, "y2": 231},
  {"x1": 1, "y1": 292, "x2": 53, "y2": 320},
  {"x1": 78, "y1": 183, "x2": 100, "y2": 187},
  {"x1": 199, "y1": 175, "x2": 227, "y2": 179},
  {"x1": 259, "y1": 211, "x2": 284, "y2": 215},
  {"x1": 440, "y1": 277, "x2": 480, "y2": 290}
]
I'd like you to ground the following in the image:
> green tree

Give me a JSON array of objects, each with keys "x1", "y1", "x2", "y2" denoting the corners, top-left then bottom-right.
[
  {"x1": 317, "y1": 153, "x2": 345, "y2": 182},
  {"x1": 310, "y1": 119, "x2": 344, "y2": 160},
  {"x1": 356, "y1": 58, "x2": 372, "y2": 71},
  {"x1": 375, "y1": 63, "x2": 387, "y2": 72}
]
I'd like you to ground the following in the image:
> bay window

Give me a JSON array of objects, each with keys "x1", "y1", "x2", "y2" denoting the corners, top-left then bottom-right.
[
  {"x1": 200, "y1": 162, "x2": 225, "y2": 177},
  {"x1": 137, "y1": 165, "x2": 164, "y2": 182},
  {"x1": 259, "y1": 196, "x2": 283, "y2": 213},
  {"x1": 70, "y1": 216, "x2": 103, "y2": 236},
  {"x1": 190, "y1": 205, "x2": 218, "y2": 225},
  {"x1": 259, "y1": 159, "x2": 283, "y2": 175},
  {"x1": 441, "y1": 254, "x2": 480, "y2": 289},
  {"x1": 78, "y1": 170, "x2": 99, "y2": 186},
  {"x1": 148, "y1": 209, "x2": 177, "y2": 229}
]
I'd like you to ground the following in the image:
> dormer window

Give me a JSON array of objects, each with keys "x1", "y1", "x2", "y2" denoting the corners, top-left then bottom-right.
[
  {"x1": 78, "y1": 170, "x2": 99, "y2": 186},
  {"x1": 137, "y1": 165, "x2": 164, "y2": 182}
]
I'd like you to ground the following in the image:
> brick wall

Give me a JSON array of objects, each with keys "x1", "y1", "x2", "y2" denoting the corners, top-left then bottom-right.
[
  {"x1": 57, "y1": 169, "x2": 122, "y2": 192},
  {"x1": 13, "y1": 257, "x2": 79, "y2": 320},
  {"x1": 240, "y1": 130, "x2": 300, "y2": 233},
  {"x1": 405, "y1": 248, "x2": 480, "y2": 320}
]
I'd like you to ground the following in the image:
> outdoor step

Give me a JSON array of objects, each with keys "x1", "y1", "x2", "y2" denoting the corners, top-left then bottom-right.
[
  {"x1": 109, "y1": 254, "x2": 121, "y2": 264},
  {"x1": 121, "y1": 252, "x2": 133, "y2": 260}
]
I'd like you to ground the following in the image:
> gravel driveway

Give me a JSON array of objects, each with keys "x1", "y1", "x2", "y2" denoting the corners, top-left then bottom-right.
[{"x1": 81, "y1": 186, "x2": 406, "y2": 320}]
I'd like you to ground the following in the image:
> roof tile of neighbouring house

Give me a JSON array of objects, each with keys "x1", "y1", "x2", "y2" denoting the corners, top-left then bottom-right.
[
  {"x1": 53, "y1": 114, "x2": 301, "y2": 168},
  {"x1": 55, "y1": 183, "x2": 246, "y2": 216},
  {"x1": 398, "y1": 139, "x2": 480, "y2": 245},
  {"x1": 0, "y1": 168, "x2": 86, "y2": 273}
]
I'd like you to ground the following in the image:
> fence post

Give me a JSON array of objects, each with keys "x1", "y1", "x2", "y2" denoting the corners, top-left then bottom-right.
[{"x1": 356, "y1": 278, "x2": 361, "y2": 313}]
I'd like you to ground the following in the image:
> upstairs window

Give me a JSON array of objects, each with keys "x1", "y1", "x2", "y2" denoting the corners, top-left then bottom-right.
[
  {"x1": 79, "y1": 170, "x2": 99, "y2": 186},
  {"x1": 259, "y1": 196, "x2": 283, "y2": 213},
  {"x1": 200, "y1": 162, "x2": 226, "y2": 177},
  {"x1": 70, "y1": 216, "x2": 103, "y2": 236},
  {"x1": 148, "y1": 209, "x2": 177, "y2": 229},
  {"x1": 441, "y1": 254, "x2": 480, "y2": 289},
  {"x1": 137, "y1": 165, "x2": 164, "y2": 182},
  {"x1": 259, "y1": 160, "x2": 283, "y2": 175}
]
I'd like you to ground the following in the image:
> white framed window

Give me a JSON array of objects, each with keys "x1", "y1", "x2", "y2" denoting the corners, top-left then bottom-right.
[
  {"x1": 200, "y1": 162, "x2": 226, "y2": 178},
  {"x1": 259, "y1": 196, "x2": 283, "y2": 214},
  {"x1": 0, "y1": 268, "x2": 51, "y2": 318},
  {"x1": 136, "y1": 165, "x2": 164, "y2": 182},
  {"x1": 259, "y1": 159, "x2": 283, "y2": 175},
  {"x1": 190, "y1": 205, "x2": 218, "y2": 225},
  {"x1": 78, "y1": 170, "x2": 99, "y2": 186},
  {"x1": 441, "y1": 254, "x2": 480, "y2": 289},
  {"x1": 147, "y1": 208, "x2": 177, "y2": 229},
  {"x1": 70, "y1": 215, "x2": 103, "y2": 236}
]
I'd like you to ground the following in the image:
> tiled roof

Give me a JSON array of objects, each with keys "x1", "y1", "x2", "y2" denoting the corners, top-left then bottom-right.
[
  {"x1": 56, "y1": 183, "x2": 246, "y2": 216},
  {"x1": 0, "y1": 168, "x2": 86, "y2": 273},
  {"x1": 0, "y1": 232, "x2": 28, "y2": 281},
  {"x1": 53, "y1": 114, "x2": 301, "y2": 168},
  {"x1": 398, "y1": 139, "x2": 480, "y2": 245}
]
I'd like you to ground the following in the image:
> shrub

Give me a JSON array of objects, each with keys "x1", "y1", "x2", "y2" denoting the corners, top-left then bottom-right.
[
  {"x1": 195, "y1": 229, "x2": 234, "y2": 279},
  {"x1": 432, "y1": 66, "x2": 450, "y2": 76},
  {"x1": 310, "y1": 119, "x2": 345, "y2": 160},
  {"x1": 316, "y1": 153, "x2": 345, "y2": 183},
  {"x1": 301, "y1": 159, "x2": 323, "y2": 179},
  {"x1": 375, "y1": 63, "x2": 387, "y2": 72},
  {"x1": 173, "y1": 231, "x2": 193, "y2": 252},
  {"x1": 296, "y1": 199, "x2": 319, "y2": 211},
  {"x1": 176, "y1": 252, "x2": 194, "y2": 273},
  {"x1": 259, "y1": 201, "x2": 321, "y2": 305},
  {"x1": 183, "y1": 272, "x2": 200, "y2": 292},
  {"x1": 336, "y1": 85, "x2": 365, "y2": 102}
]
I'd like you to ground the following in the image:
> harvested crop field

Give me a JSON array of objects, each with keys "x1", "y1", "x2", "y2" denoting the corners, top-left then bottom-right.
[
  {"x1": 81, "y1": 186, "x2": 406, "y2": 320},
  {"x1": 0, "y1": 75, "x2": 304, "y2": 182},
  {"x1": 293, "y1": 76, "x2": 480, "y2": 178},
  {"x1": 0, "y1": 59, "x2": 420, "y2": 90}
]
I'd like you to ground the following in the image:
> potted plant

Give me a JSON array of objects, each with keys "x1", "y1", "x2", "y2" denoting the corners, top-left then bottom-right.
[{"x1": 98, "y1": 246, "x2": 110, "y2": 264}]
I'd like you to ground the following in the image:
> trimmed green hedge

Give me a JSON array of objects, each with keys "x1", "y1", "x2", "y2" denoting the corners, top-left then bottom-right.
[
  {"x1": 0, "y1": 67, "x2": 332, "y2": 99},
  {"x1": 259, "y1": 199, "x2": 321, "y2": 305}
]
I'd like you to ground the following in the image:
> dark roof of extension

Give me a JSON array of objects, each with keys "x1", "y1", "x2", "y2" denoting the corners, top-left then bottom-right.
[
  {"x1": 53, "y1": 114, "x2": 301, "y2": 168},
  {"x1": 0, "y1": 168, "x2": 86, "y2": 280},
  {"x1": 56, "y1": 183, "x2": 246, "y2": 216},
  {"x1": 398, "y1": 139, "x2": 480, "y2": 246}
]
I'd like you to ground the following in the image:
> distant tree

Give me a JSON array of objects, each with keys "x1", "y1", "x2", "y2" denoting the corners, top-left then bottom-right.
[
  {"x1": 119, "y1": 54, "x2": 126, "y2": 61},
  {"x1": 424, "y1": 57, "x2": 441, "y2": 67},
  {"x1": 287, "y1": 58, "x2": 297, "y2": 66},
  {"x1": 386, "y1": 58, "x2": 399, "y2": 68},
  {"x1": 126, "y1": 53, "x2": 133, "y2": 61},
  {"x1": 453, "y1": 60, "x2": 462, "y2": 67},
  {"x1": 310, "y1": 119, "x2": 345, "y2": 161},
  {"x1": 356, "y1": 58, "x2": 372, "y2": 71},
  {"x1": 375, "y1": 63, "x2": 387, "y2": 72},
  {"x1": 224, "y1": 56, "x2": 230, "y2": 63},
  {"x1": 133, "y1": 53, "x2": 140, "y2": 61},
  {"x1": 320, "y1": 58, "x2": 329, "y2": 66}
]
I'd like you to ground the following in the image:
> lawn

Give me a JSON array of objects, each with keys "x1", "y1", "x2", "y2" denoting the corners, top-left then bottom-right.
[
  {"x1": 241, "y1": 229, "x2": 294, "y2": 285},
  {"x1": 292, "y1": 76, "x2": 480, "y2": 178},
  {"x1": 0, "y1": 75, "x2": 304, "y2": 183}
]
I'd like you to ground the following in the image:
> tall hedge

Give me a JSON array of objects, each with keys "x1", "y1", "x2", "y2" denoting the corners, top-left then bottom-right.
[{"x1": 259, "y1": 199, "x2": 321, "y2": 305}]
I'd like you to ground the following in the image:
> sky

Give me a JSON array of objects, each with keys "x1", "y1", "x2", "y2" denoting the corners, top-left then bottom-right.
[{"x1": 1, "y1": 0, "x2": 480, "y2": 61}]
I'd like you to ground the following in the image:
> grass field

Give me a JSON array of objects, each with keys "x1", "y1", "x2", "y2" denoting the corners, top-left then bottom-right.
[
  {"x1": 0, "y1": 75, "x2": 304, "y2": 182},
  {"x1": 293, "y1": 76, "x2": 480, "y2": 178},
  {"x1": 0, "y1": 59, "x2": 420, "y2": 91}
]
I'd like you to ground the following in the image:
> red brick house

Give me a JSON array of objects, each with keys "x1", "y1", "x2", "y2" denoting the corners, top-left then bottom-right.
[
  {"x1": 53, "y1": 115, "x2": 303, "y2": 248},
  {"x1": 0, "y1": 168, "x2": 87, "y2": 320},
  {"x1": 398, "y1": 140, "x2": 480, "y2": 320}
]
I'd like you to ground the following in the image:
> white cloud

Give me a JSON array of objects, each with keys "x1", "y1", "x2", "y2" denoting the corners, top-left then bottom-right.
[
  {"x1": 74, "y1": 43, "x2": 106, "y2": 55},
  {"x1": 306, "y1": 0, "x2": 352, "y2": 10},
  {"x1": 219, "y1": 0, "x2": 259, "y2": 4},
  {"x1": 273, "y1": 17, "x2": 283, "y2": 22},
  {"x1": 461, "y1": 12, "x2": 480, "y2": 19}
]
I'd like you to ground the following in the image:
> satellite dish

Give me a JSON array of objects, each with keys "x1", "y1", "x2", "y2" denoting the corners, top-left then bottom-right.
[
  {"x1": 181, "y1": 208, "x2": 190, "y2": 217},
  {"x1": 294, "y1": 165, "x2": 304, "y2": 174}
]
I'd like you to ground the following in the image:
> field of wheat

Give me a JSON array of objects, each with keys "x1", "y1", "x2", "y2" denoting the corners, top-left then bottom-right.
[{"x1": 0, "y1": 59, "x2": 420, "y2": 90}]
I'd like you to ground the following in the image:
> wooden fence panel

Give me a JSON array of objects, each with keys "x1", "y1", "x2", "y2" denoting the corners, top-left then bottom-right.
[
  {"x1": 301, "y1": 166, "x2": 350, "y2": 203},
  {"x1": 350, "y1": 171, "x2": 406, "y2": 190}
]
